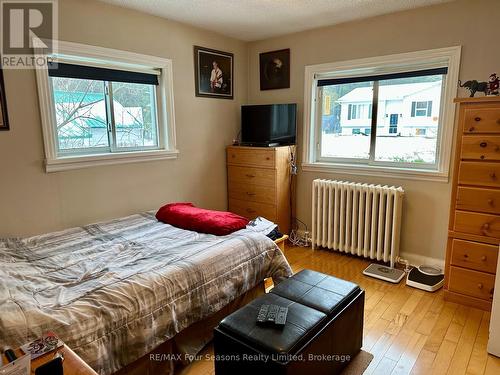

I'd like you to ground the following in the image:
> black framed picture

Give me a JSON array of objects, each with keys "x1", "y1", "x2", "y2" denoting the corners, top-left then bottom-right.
[
  {"x1": 0, "y1": 68, "x2": 9, "y2": 130},
  {"x1": 194, "y1": 46, "x2": 233, "y2": 99},
  {"x1": 259, "y1": 48, "x2": 290, "y2": 90}
]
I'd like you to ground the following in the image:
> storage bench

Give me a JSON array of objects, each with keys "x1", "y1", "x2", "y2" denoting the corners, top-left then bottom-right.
[{"x1": 213, "y1": 269, "x2": 365, "y2": 375}]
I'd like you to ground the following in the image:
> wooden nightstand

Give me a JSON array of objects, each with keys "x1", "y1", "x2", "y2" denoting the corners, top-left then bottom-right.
[{"x1": 2, "y1": 344, "x2": 97, "y2": 375}]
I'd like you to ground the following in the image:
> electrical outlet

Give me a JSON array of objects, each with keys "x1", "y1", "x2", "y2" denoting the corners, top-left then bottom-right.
[{"x1": 303, "y1": 231, "x2": 310, "y2": 244}]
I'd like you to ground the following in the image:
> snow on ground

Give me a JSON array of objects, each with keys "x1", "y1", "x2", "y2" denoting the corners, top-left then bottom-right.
[{"x1": 321, "y1": 133, "x2": 437, "y2": 163}]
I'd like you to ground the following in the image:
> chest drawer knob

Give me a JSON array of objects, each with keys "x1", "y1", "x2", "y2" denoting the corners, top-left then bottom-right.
[
  {"x1": 481, "y1": 255, "x2": 487, "y2": 261},
  {"x1": 480, "y1": 141, "x2": 488, "y2": 148},
  {"x1": 475, "y1": 117, "x2": 482, "y2": 122},
  {"x1": 489, "y1": 172, "x2": 497, "y2": 179},
  {"x1": 469, "y1": 126, "x2": 475, "y2": 132},
  {"x1": 246, "y1": 192, "x2": 256, "y2": 196},
  {"x1": 483, "y1": 223, "x2": 490, "y2": 229},
  {"x1": 265, "y1": 157, "x2": 270, "y2": 160},
  {"x1": 497, "y1": 119, "x2": 500, "y2": 125},
  {"x1": 481, "y1": 155, "x2": 485, "y2": 159},
  {"x1": 488, "y1": 198, "x2": 494, "y2": 206},
  {"x1": 245, "y1": 174, "x2": 256, "y2": 178},
  {"x1": 246, "y1": 208, "x2": 256, "y2": 214},
  {"x1": 463, "y1": 253, "x2": 469, "y2": 258},
  {"x1": 478, "y1": 283, "x2": 484, "y2": 289}
]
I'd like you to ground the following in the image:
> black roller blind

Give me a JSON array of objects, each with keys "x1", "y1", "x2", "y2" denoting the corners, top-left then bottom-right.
[
  {"x1": 48, "y1": 62, "x2": 159, "y2": 85},
  {"x1": 317, "y1": 67, "x2": 448, "y2": 87}
]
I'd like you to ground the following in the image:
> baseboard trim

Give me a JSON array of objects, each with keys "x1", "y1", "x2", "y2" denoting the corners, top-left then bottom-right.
[{"x1": 399, "y1": 251, "x2": 445, "y2": 269}]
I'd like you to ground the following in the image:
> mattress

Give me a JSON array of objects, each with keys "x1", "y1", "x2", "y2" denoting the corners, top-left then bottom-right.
[{"x1": 0, "y1": 212, "x2": 292, "y2": 374}]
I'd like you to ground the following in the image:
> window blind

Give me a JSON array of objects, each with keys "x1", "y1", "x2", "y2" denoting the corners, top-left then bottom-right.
[
  {"x1": 317, "y1": 67, "x2": 448, "y2": 87},
  {"x1": 48, "y1": 62, "x2": 159, "y2": 85}
]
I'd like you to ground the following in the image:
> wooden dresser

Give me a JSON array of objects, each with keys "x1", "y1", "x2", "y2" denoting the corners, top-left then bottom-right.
[
  {"x1": 226, "y1": 145, "x2": 294, "y2": 234},
  {"x1": 445, "y1": 97, "x2": 500, "y2": 311}
]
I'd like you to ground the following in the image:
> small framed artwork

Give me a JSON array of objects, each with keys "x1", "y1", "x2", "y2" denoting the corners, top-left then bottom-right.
[
  {"x1": 259, "y1": 48, "x2": 290, "y2": 90},
  {"x1": 194, "y1": 46, "x2": 233, "y2": 99},
  {"x1": 0, "y1": 68, "x2": 9, "y2": 130}
]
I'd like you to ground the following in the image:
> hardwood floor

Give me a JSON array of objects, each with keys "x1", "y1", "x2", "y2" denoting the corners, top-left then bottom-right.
[{"x1": 181, "y1": 245, "x2": 500, "y2": 375}]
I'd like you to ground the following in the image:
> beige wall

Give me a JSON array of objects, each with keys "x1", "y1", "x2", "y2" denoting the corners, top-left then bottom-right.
[
  {"x1": 1, "y1": 0, "x2": 498, "y2": 263},
  {"x1": 247, "y1": 0, "x2": 500, "y2": 262},
  {"x1": 0, "y1": 0, "x2": 247, "y2": 236}
]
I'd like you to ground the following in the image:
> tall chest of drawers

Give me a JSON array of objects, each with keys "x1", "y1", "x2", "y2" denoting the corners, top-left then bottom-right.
[
  {"x1": 226, "y1": 145, "x2": 294, "y2": 234},
  {"x1": 445, "y1": 97, "x2": 500, "y2": 311}
]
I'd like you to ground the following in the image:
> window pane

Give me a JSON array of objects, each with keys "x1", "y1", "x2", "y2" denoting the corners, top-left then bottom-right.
[
  {"x1": 52, "y1": 77, "x2": 109, "y2": 151},
  {"x1": 320, "y1": 81, "x2": 373, "y2": 159},
  {"x1": 111, "y1": 82, "x2": 158, "y2": 148},
  {"x1": 374, "y1": 75, "x2": 443, "y2": 164}
]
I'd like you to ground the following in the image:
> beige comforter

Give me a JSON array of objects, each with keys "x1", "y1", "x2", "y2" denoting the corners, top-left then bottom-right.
[{"x1": 0, "y1": 212, "x2": 292, "y2": 374}]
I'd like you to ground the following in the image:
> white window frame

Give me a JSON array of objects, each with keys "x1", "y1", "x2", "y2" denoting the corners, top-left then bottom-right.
[
  {"x1": 302, "y1": 46, "x2": 462, "y2": 182},
  {"x1": 35, "y1": 40, "x2": 178, "y2": 172}
]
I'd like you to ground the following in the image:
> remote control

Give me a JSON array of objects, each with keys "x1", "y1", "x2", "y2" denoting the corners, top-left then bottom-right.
[
  {"x1": 275, "y1": 306, "x2": 288, "y2": 326},
  {"x1": 257, "y1": 304, "x2": 270, "y2": 324},
  {"x1": 266, "y1": 305, "x2": 279, "y2": 323}
]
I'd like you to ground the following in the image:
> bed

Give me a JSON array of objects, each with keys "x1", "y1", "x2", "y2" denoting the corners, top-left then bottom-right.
[{"x1": 0, "y1": 212, "x2": 292, "y2": 374}]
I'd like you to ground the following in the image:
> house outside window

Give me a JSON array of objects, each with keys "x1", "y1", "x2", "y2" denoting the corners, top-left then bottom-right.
[{"x1": 304, "y1": 47, "x2": 461, "y2": 181}]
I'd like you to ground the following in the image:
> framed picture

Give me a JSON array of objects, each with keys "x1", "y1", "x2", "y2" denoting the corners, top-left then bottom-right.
[
  {"x1": 259, "y1": 48, "x2": 290, "y2": 90},
  {"x1": 194, "y1": 46, "x2": 233, "y2": 99},
  {"x1": 0, "y1": 68, "x2": 9, "y2": 130}
]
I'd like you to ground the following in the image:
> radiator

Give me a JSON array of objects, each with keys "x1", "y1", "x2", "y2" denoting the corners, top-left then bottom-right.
[{"x1": 312, "y1": 179, "x2": 404, "y2": 268}]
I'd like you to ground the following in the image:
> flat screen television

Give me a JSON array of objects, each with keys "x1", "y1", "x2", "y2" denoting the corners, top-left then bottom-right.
[{"x1": 241, "y1": 104, "x2": 297, "y2": 146}]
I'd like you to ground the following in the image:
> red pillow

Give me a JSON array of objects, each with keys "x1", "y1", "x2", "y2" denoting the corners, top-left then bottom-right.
[{"x1": 155, "y1": 202, "x2": 249, "y2": 236}]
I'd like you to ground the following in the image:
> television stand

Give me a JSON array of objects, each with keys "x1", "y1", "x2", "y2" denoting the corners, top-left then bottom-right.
[{"x1": 239, "y1": 142, "x2": 281, "y2": 147}]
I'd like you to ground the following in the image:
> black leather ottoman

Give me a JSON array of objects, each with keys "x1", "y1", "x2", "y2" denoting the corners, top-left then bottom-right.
[{"x1": 213, "y1": 270, "x2": 365, "y2": 375}]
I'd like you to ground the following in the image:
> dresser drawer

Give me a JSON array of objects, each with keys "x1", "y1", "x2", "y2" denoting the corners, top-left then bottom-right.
[
  {"x1": 461, "y1": 136, "x2": 500, "y2": 161},
  {"x1": 228, "y1": 166, "x2": 276, "y2": 187},
  {"x1": 464, "y1": 107, "x2": 500, "y2": 133},
  {"x1": 451, "y1": 239, "x2": 498, "y2": 274},
  {"x1": 456, "y1": 186, "x2": 500, "y2": 214},
  {"x1": 227, "y1": 147, "x2": 275, "y2": 168},
  {"x1": 448, "y1": 266, "x2": 495, "y2": 301},
  {"x1": 454, "y1": 210, "x2": 500, "y2": 239},
  {"x1": 458, "y1": 162, "x2": 500, "y2": 188},
  {"x1": 228, "y1": 198, "x2": 276, "y2": 221},
  {"x1": 228, "y1": 182, "x2": 275, "y2": 204}
]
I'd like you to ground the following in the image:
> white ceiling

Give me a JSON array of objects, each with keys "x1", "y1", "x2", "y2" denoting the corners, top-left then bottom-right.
[{"x1": 100, "y1": 0, "x2": 454, "y2": 41}]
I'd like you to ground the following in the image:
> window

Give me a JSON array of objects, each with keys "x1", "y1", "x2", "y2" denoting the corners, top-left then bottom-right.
[
  {"x1": 35, "y1": 41, "x2": 177, "y2": 172},
  {"x1": 411, "y1": 101, "x2": 433, "y2": 117},
  {"x1": 303, "y1": 47, "x2": 461, "y2": 180}
]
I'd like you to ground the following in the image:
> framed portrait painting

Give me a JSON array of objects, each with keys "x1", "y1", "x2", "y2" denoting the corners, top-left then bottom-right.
[
  {"x1": 0, "y1": 68, "x2": 9, "y2": 130},
  {"x1": 194, "y1": 46, "x2": 233, "y2": 99},
  {"x1": 259, "y1": 48, "x2": 290, "y2": 90}
]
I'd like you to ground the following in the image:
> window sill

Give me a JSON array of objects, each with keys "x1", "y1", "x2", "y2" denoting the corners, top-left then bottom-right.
[
  {"x1": 45, "y1": 149, "x2": 179, "y2": 172},
  {"x1": 301, "y1": 162, "x2": 449, "y2": 182}
]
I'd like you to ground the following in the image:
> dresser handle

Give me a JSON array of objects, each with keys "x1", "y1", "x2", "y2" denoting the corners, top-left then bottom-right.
[
  {"x1": 488, "y1": 199, "x2": 494, "y2": 206},
  {"x1": 245, "y1": 174, "x2": 256, "y2": 178},
  {"x1": 490, "y1": 172, "x2": 497, "y2": 179},
  {"x1": 246, "y1": 192, "x2": 256, "y2": 196},
  {"x1": 497, "y1": 119, "x2": 500, "y2": 125},
  {"x1": 478, "y1": 283, "x2": 483, "y2": 289},
  {"x1": 482, "y1": 223, "x2": 490, "y2": 230},
  {"x1": 480, "y1": 141, "x2": 488, "y2": 148},
  {"x1": 475, "y1": 117, "x2": 481, "y2": 122},
  {"x1": 463, "y1": 253, "x2": 469, "y2": 258},
  {"x1": 481, "y1": 255, "x2": 487, "y2": 261},
  {"x1": 246, "y1": 208, "x2": 256, "y2": 214},
  {"x1": 265, "y1": 157, "x2": 270, "y2": 160},
  {"x1": 469, "y1": 126, "x2": 475, "y2": 132},
  {"x1": 496, "y1": 146, "x2": 500, "y2": 152},
  {"x1": 481, "y1": 155, "x2": 485, "y2": 160},
  {"x1": 231, "y1": 154, "x2": 236, "y2": 158}
]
